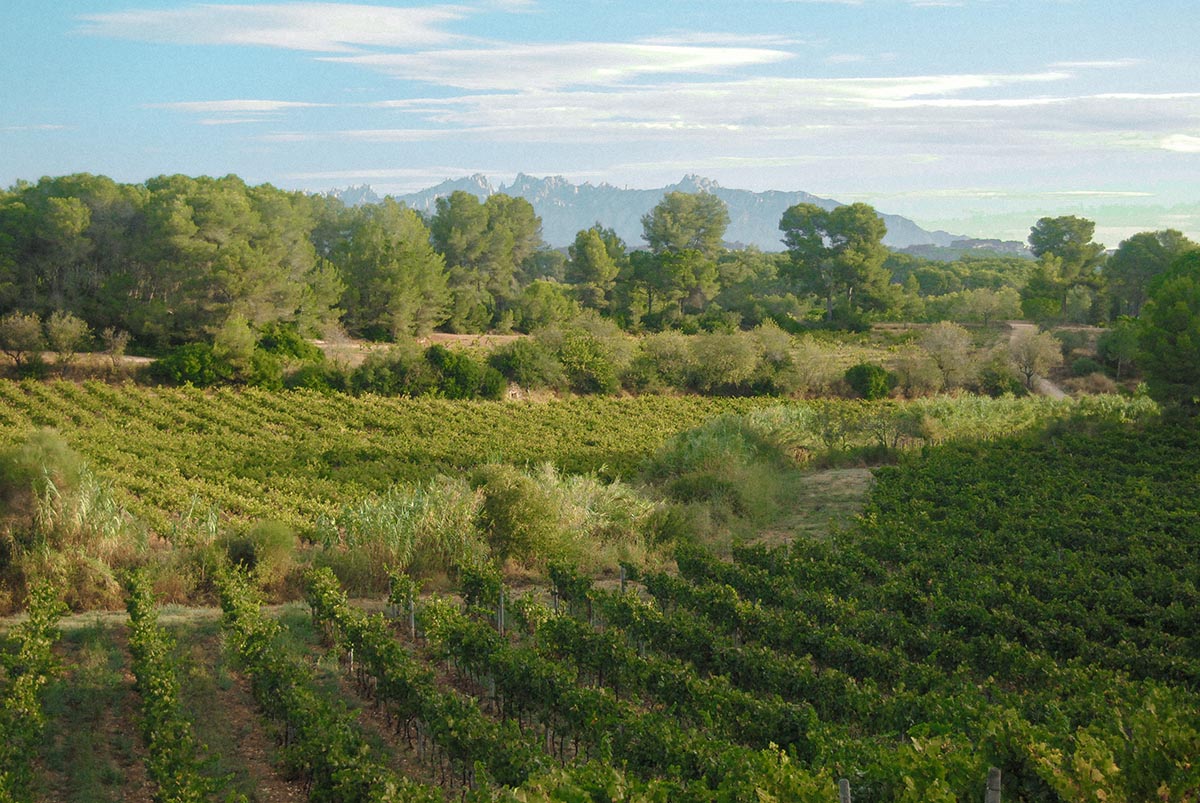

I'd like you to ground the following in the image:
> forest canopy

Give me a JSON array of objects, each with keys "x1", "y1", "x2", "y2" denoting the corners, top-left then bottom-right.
[{"x1": 1, "y1": 173, "x2": 1194, "y2": 357}]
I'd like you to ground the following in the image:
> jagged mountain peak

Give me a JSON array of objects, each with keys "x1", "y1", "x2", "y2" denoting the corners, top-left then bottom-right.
[{"x1": 372, "y1": 173, "x2": 962, "y2": 250}]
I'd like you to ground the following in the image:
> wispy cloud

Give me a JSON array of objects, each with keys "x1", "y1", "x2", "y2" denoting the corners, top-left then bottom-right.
[
  {"x1": 637, "y1": 32, "x2": 810, "y2": 48},
  {"x1": 77, "y1": 3, "x2": 470, "y2": 53},
  {"x1": 1, "y1": 124, "x2": 69, "y2": 132},
  {"x1": 150, "y1": 99, "x2": 328, "y2": 113},
  {"x1": 1161, "y1": 134, "x2": 1200, "y2": 153},
  {"x1": 327, "y1": 42, "x2": 793, "y2": 90},
  {"x1": 1048, "y1": 58, "x2": 1142, "y2": 70}
]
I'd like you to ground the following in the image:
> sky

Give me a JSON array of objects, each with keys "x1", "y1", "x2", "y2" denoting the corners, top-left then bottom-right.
[{"x1": 2, "y1": 0, "x2": 1199, "y2": 245}]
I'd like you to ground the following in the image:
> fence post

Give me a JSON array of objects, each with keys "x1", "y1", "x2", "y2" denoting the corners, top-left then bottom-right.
[
  {"x1": 985, "y1": 767, "x2": 1001, "y2": 803},
  {"x1": 838, "y1": 778, "x2": 852, "y2": 803},
  {"x1": 498, "y1": 588, "x2": 506, "y2": 635},
  {"x1": 409, "y1": 597, "x2": 417, "y2": 640}
]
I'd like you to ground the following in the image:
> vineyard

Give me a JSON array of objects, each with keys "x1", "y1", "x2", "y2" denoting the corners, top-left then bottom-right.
[
  {"x1": 0, "y1": 381, "x2": 778, "y2": 535},
  {"x1": 2, "y1": 405, "x2": 1197, "y2": 801},
  {"x1": 0, "y1": 381, "x2": 1148, "y2": 538}
]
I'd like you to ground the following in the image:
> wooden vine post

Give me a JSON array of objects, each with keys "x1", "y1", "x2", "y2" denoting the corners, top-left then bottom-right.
[{"x1": 986, "y1": 767, "x2": 1002, "y2": 803}]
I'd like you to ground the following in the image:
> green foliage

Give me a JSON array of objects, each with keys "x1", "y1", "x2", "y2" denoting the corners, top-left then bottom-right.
[
  {"x1": 1137, "y1": 252, "x2": 1200, "y2": 409},
  {"x1": 471, "y1": 464, "x2": 562, "y2": 564},
  {"x1": 45, "y1": 310, "x2": 91, "y2": 365},
  {"x1": 1008, "y1": 327, "x2": 1063, "y2": 389},
  {"x1": 350, "y1": 341, "x2": 437, "y2": 396},
  {"x1": 513, "y1": 280, "x2": 580, "y2": 332},
  {"x1": 256, "y1": 321, "x2": 323, "y2": 362},
  {"x1": 124, "y1": 569, "x2": 230, "y2": 802},
  {"x1": 1096, "y1": 318, "x2": 1139, "y2": 379},
  {"x1": 0, "y1": 311, "x2": 45, "y2": 369},
  {"x1": 151, "y1": 342, "x2": 233, "y2": 387},
  {"x1": 843, "y1": 362, "x2": 897, "y2": 400},
  {"x1": 283, "y1": 360, "x2": 350, "y2": 392},
  {"x1": 220, "y1": 520, "x2": 297, "y2": 588},
  {"x1": 643, "y1": 414, "x2": 792, "y2": 523},
  {"x1": 641, "y1": 191, "x2": 730, "y2": 259},
  {"x1": 327, "y1": 477, "x2": 485, "y2": 587},
  {"x1": 0, "y1": 429, "x2": 132, "y2": 610},
  {"x1": 220, "y1": 569, "x2": 448, "y2": 800},
  {"x1": 556, "y1": 329, "x2": 621, "y2": 395},
  {"x1": 335, "y1": 199, "x2": 447, "y2": 338},
  {"x1": 425, "y1": 344, "x2": 504, "y2": 400},
  {"x1": 1105, "y1": 229, "x2": 1197, "y2": 317},
  {"x1": 780, "y1": 202, "x2": 890, "y2": 322},
  {"x1": 0, "y1": 580, "x2": 66, "y2": 802},
  {"x1": 488, "y1": 338, "x2": 566, "y2": 390},
  {"x1": 1070, "y1": 356, "x2": 1103, "y2": 377}
]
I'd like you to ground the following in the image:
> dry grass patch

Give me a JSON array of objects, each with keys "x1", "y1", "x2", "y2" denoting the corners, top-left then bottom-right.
[{"x1": 753, "y1": 468, "x2": 875, "y2": 546}]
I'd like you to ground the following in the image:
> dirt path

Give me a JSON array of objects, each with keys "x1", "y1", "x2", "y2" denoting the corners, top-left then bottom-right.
[
  {"x1": 38, "y1": 626, "x2": 154, "y2": 803},
  {"x1": 176, "y1": 623, "x2": 307, "y2": 803},
  {"x1": 1007, "y1": 321, "x2": 1069, "y2": 399}
]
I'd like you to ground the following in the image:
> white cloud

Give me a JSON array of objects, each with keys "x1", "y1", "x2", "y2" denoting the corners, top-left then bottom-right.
[
  {"x1": 326, "y1": 42, "x2": 792, "y2": 90},
  {"x1": 199, "y1": 117, "x2": 269, "y2": 125},
  {"x1": 150, "y1": 99, "x2": 328, "y2": 113},
  {"x1": 1161, "y1": 134, "x2": 1200, "y2": 153},
  {"x1": 1048, "y1": 58, "x2": 1142, "y2": 69},
  {"x1": 1, "y1": 124, "x2": 68, "y2": 132},
  {"x1": 637, "y1": 32, "x2": 810, "y2": 47},
  {"x1": 77, "y1": 3, "x2": 470, "y2": 53}
]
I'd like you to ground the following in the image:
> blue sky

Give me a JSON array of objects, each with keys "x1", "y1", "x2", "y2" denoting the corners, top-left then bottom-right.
[{"x1": 2, "y1": 0, "x2": 1198, "y2": 244}]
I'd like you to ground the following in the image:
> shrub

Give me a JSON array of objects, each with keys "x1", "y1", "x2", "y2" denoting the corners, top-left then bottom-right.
[
  {"x1": 246, "y1": 349, "x2": 284, "y2": 389},
  {"x1": 470, "y1": 464, "x2": 562, "y2": 565},
  {"x1": 284, "y1": 362, "x2": 350, "y2": 392},
  {"x1": 46, "y1": 310, "x2": 92, "y2": 365},
  {"x1": 488, "y1": 339, "x2": 565, "y2": 390},
  {"x1": 844, "y1": 362, "x2": 897, "y2": 400},
  {"x1": 0, "y1": 311, "x2": 45, "y2": 369},
  {"x1": 221, "y1": 520, "x2": 297, "y2": 588},
  {"x1": 557, "y1": 331, "x2": 620, "y2": 395},
  {"x1": 425, "y1": 344, "x2": 503, "y2": 400},
  {"x1": 150, "y1": 342, "x2": 232, "y2": 387},
  {"x1": 687, "y1": 332, "x2": 759, "y2": 393},
  {"x1": 1071, "y1": 356, "x2": 1104, "y2": 377},
  {"x1": 625, "y1": 331, "x2": 692, "y2": 392},
  {"x1": 257, "y1": 322, "x2": 324, "y2": 362},
  {"x1": 643, "y1": 415, "x2": 791, "y2": 525},
  {"x1": 350, "y1": 342, "x2": 437, "y2": 396}
]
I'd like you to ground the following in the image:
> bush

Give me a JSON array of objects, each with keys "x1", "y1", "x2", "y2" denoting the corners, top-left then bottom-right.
[
  {"x1": 557, "y1": 331, "x2": 620, "y2": 395},
  {"x1": 246, "y1": 349, "x2": 284, "y2": 389},
  {"x1": 221, "y1": 520, "x2": 298, "y2": 588},
  {"x1": 643, "y1": 415, "x2": 791, "y2": 525},
  {"x1": 844, "y1": 362, "x2": 897, "y2": 400},
  {"x1": 688, "y1": 332, "x2": 759, "y2": 393},
  {"x1": 284, "y1": 361, "x2": 350, "y2": 392},
  {"x1": 257, "y1": 322, "x2": 323, "y2": 362},
  {"x1": 424, "y1": 345, "x2": 504, "y2": 399},
  {"x1": 470, "y1": 464, "x2": 562, "y2": 565},
  {"x1": 149, "y1": 342, "x2": 231, "y2": 386},
  {"x1": 488, "y1": 339, "x2": 565, "y2": 390},
  {"x1": 0, "y1": 311, "x2": 45, "y2": 370},
  {"x1": 1071, "y1": 356, "x2": 1104, "y2": 377},
  {"x1": 350, "y1": 342, "x2": 437, "y2": 396},
  {"x1": 624, "y1": 331, "x2": 692, "y2": 393}
]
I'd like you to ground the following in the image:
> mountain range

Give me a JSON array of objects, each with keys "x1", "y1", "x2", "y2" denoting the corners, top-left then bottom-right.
[{"x1": 332, "y1": 174, "x2": 968, "y2": 251}]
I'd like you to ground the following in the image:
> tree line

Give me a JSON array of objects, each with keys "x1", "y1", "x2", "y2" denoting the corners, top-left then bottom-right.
[{"x1": 2, "y1": 172, "x2": 1197, "y2": 399}]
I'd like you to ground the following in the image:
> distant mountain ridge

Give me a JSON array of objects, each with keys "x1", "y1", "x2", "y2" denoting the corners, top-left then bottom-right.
[{"x1": 330, "y1": 174, "x2": 967, "y2": 251}]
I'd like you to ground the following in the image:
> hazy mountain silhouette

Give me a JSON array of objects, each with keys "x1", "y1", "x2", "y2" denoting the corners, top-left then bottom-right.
[{"x1": 332, "y1": 174, "x2": 964, "y2": 250}]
